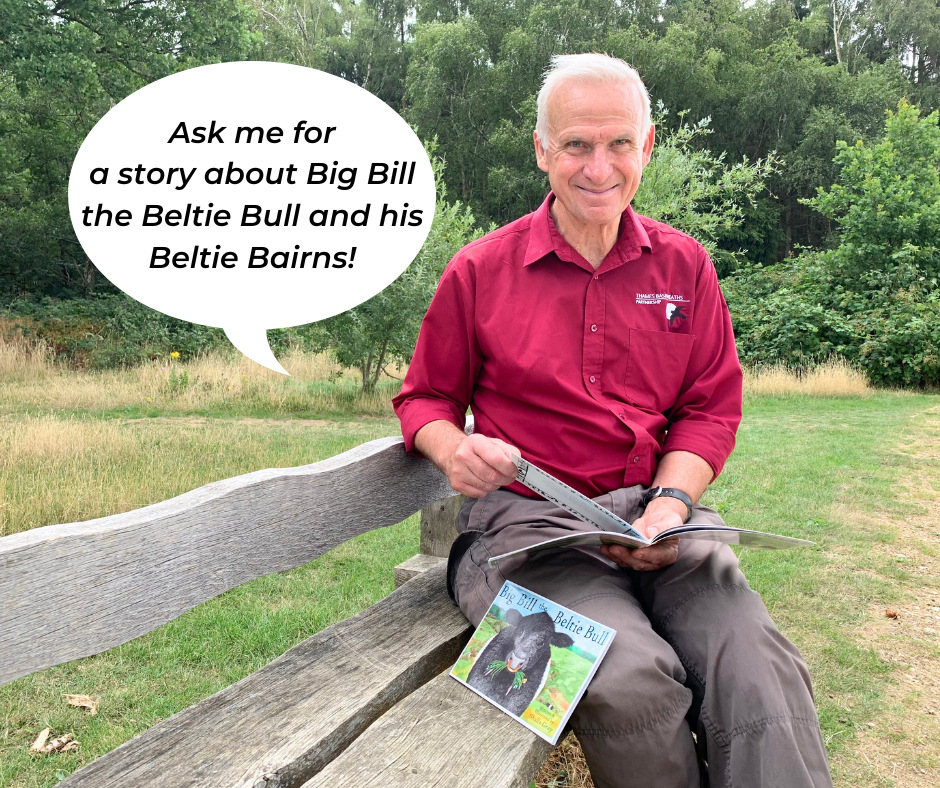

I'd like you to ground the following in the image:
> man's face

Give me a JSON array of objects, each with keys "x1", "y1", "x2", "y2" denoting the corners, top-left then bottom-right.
[{"x1": 534, "y1": 80, "x2": 654, "y2": 232}]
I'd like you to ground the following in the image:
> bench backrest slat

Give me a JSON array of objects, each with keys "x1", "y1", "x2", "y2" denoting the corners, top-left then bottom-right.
[
  {"x1": 57, "y1": 563, "x2": 472, "y2": 788},
  {"x1": 0, "y1": 436, "x2": 453, "y2": 687}
]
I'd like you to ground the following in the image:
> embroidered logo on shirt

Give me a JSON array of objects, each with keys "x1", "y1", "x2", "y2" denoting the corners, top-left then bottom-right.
[
  {"x1": 665, "y1": 302, "x2": 688, "y2": 326},
  {"x1": 635, "y1": 292, "x2": 689, "y2": 305}
]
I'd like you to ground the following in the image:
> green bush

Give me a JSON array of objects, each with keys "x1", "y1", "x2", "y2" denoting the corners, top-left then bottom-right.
[
  {"x1": 1, "y1": 295, "x2": 230, "y2": 367},
  {"x1": 314, "y1": 147, "x2": 484, "y2": 392},
  {"x1": 726, "y1": 101, "x2": 940, "y2": 388},
  {"x1": 851, "y1": 272, "x2": 940, "y2": 388},
  {"x1": 633, "y1": 108, "x2": 777, "y2": 276},
  {"x1": 723, "y1": 258, "x2": 857, "y2": 367}
]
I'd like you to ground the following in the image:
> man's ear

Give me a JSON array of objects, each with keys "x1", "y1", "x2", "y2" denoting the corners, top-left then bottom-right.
[
  {"x1": 534, "y1": 131, "x2": 549, "y2": 173},
  {"x1": 642, "y1": 123, "x2": 655, "y2": 168}
]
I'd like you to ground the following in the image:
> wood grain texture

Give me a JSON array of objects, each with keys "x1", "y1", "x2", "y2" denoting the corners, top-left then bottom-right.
[
  {"x1": 393, "y1": 554, "x2": 446, "y2": 588},
  {"x1": 0, "y1": 436, "x2": 454, "y2": 686},
  {"x1": 419, "y1": 494, "x2": 467, "y2": 558},
  {"x1": 57, "y1": 563, "x2": 473, "y2": 788},
  {"x1": 299, "y1": 671, "x2": 553, "y2": 788}
]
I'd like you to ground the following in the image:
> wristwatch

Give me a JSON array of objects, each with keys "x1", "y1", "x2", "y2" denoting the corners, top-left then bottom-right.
[{"x1": 641, "y1": 486, "x2": 694, "y2": 523}]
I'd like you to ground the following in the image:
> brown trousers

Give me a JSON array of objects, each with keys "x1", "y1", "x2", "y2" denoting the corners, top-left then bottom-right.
[{"x1": 453, "y1": 488, "x2": 833, "y2": 788}]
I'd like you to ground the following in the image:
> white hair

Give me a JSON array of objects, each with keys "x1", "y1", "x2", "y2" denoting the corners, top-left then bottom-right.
[{"x1": 535, "y1": 53, "x2": 651, "y2": 150}]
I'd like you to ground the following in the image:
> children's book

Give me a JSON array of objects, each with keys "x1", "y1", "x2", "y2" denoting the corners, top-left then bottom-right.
[
  {"x1": 486, "y1": 454, "x2": 814, "y2": 569},
  {"x1": 450, "y1": 580, "x2": 614, "y2": 745}
]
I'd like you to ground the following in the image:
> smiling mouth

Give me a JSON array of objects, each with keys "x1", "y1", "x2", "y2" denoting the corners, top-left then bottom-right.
[{"x1": 577, "y1": 185, "x2": 619, "y2": 197}]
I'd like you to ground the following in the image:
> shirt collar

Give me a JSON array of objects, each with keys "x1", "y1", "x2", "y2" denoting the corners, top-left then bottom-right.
[{"x1": 523, "y1": 192, "x2": 652, "y2": 269}]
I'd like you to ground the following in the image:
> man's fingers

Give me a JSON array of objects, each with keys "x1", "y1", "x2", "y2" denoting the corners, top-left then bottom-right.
[
  {"x1": 452, "y1": 478, "x2": 497, "y2": 498},
  {"x1": 454, "y1": 435, "x2": 519, "y2": 486},
  {"x1": 470, "y1": 436, "x2": 520, "y2": 479},
  {"x1": 601, "y1": 540, "x2": 679, "y2": 571},
  {"x1": 451, "y1": 462, "x2": 506, "y2": 497},
  {"x1": 459, "y1": 453, "x2": 513, "y2": 489}
]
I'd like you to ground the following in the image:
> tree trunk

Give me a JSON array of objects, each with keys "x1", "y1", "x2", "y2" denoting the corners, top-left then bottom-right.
[
  {"x1": 369, "y1": 340, "x2": 389, "y2": 393},
  {"x1": 82, "y1": 258, "x2": 98, "y2": 294},
  {"x1": 360, "y1": 351, "x2": 374, "y2": 394}
]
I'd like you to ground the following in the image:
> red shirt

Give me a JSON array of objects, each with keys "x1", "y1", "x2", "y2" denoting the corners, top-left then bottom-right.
[{"x1": 393, "y1": 193, "x2": 742, "y2": 499}]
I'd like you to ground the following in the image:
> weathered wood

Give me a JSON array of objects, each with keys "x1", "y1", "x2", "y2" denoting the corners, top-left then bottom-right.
[
  {"x1": 0, "y1": 436, "x2": 453, "y2": 686},
  {"x1": 415, "y1": 414, "x2": 471, "y2": 559},
  {"x1": 393, "y1": 553, "x2": 446, "y2": 588},
  {"x1": 58, "y1": 563, "x2": 472, "y2": 788},
  {"x1": 419, "y1": 494, "x2": 467, "y2": 558},
  {"x1": 300, "y1": 671, "x2": 553, "y2": 788}
]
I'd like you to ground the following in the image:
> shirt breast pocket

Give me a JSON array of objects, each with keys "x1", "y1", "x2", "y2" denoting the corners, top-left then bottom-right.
[{"x1": 622, "y1": 329, "x2": 696, "y2": 413}]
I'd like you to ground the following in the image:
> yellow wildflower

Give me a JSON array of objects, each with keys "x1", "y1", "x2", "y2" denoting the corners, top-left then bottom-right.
[{"x1": 170, "y1": 351, "x2": 180, "y2": 359}]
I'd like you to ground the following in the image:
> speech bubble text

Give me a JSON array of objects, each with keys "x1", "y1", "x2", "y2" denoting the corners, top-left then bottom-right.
[{"x1": 69, "y1": 62, "x2": 436, "y2": 373}]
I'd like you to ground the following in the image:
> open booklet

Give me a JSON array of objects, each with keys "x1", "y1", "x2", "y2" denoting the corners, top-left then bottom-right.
[{"x1": 488, "y1": 455, "x2": 813, "y2": 568}]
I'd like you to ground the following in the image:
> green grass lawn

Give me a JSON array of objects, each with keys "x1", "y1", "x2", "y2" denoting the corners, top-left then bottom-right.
[
  {"x1": 708, "y1": 393, "x2": 940, "y2": 786},
  {"x1": 2, "y1": 390, "x2": 939, "y2": 787}
]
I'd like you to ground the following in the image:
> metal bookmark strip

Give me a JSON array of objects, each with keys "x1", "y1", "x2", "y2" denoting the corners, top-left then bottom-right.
[{"x1": 511, "y1": 453, "x2": 647, "y2": 543}]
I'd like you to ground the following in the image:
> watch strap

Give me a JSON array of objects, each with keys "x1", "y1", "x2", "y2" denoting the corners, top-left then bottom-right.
[{"x1": 642, "y1": 486, "x2": 694, "y2": 523}]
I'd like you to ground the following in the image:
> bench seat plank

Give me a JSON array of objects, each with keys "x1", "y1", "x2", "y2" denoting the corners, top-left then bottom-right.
[
  {"x1": 300, "y1": 671, "x2": 553, "y2": 788},
  {"x1": 0, "y1": 437, "x2": 453, "y2": 686},
  {"x1": 57, "y1": 564, "x2": 472, "y2": 788}
]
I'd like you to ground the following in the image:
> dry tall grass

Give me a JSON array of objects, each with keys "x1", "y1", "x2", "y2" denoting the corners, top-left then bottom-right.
[
  {"x1": 0, "y1": 337, "x2": 400, "y2": 416},
  {"x1": 0, "y1": 413, "x2": 399, "y2": 538},
  {"x1": 743, "y1": 358, "x2": 871, "y2": 398},
  {"x1": 535, "y1": 734, "x2": 595, "y2": 788},
  {"x1": 0, "y1": 332, "x2": 54, "y2": 383}
]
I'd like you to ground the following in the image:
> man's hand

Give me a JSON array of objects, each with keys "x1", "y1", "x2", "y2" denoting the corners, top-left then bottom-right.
[
  {"x1": 601, "y1": 451, "x2": 713, "y2": 571},
  {"x1": 445, "y1": 433, "x2": 520, "y2": 497},
  {"x1": 600, "y1": 496, "x2": 684, "y2": 571},
  {"x1": 414, "y1": 420, "x2": 519, "y2": 498}
]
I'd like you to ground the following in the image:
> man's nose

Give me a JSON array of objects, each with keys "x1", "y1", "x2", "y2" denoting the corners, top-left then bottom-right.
[{"x1": 582, "y1": 145, "x2": 615, "y2": 183}]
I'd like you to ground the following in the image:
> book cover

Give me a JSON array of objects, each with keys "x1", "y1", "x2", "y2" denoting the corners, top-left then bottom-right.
[{"x1": 450, "y1": 580, "x2": 615, "y2": 745}]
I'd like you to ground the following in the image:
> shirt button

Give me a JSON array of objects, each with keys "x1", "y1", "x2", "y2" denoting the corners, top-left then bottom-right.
[
  {"x1": 591, "y1": 324, "x2": 597, "y2": 332},
  {"x1": 589, "y1": 376, "x2": 596, "y2": 383},
  {"x1": 594, "y1": 275, "x2": 599, "y2": 280},
  {"x1": 619, "y1": 413, "x2": 624, "y2": 418},
  {"x1": 633, "y1": 456, "x2": 640, "y2": 463}
]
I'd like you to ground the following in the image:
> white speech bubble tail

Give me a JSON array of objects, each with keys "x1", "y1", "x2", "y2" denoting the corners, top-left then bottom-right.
[{"x1": 224, "y1": 326, "x2": 290, "y2": 376}]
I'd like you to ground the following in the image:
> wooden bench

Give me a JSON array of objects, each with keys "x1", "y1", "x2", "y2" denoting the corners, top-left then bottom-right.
[{"x1": 0, "y1": 430, "x2": 555, "y2": 787}]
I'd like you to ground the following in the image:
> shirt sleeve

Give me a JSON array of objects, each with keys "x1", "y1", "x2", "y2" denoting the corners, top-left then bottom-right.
[
  {"x1": 662, "y1": 249, "x2": 743, "y2": 479},
  {"x1": 393, "y1": 260, "x2": 480, "y2": 453}
]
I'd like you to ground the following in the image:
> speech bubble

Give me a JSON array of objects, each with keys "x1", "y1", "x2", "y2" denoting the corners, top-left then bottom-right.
[{"x1": 68, "y1": 61, "x2": 435, "y2": 374}]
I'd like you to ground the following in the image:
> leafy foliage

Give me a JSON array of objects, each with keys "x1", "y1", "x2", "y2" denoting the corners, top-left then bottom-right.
[
  {"x1": 804, "y1": 100, "x2": 940, "y2": 279},
  {"x1": 313, "y1": 150, "x2": 483, "y2": 392},
  {"x1": 404, "y1": 0, "x2": 916, "y2": 258},
  {"x1": 0, "y1": 0, "x2": 260, "y2": 298},
  {"x1": 1, "y1": 294, "x2": 231, "y2": 367},
  {"x1": 726, "y1": 101, "x2": 940, "y2": 387},
  {"x1": 633, "y1": 108, "x2": 777, "y2": 275}
]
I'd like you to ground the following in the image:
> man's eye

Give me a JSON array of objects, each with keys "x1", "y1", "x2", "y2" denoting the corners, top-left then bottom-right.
[{"x1": 568, "y1": 141, "x2": 584, "y2": 148}]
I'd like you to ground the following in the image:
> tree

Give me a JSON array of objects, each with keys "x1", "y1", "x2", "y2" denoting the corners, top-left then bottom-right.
[
  {"x1": 803, "y1": 99, "x2": 940, "y2": 280},
  {"x1": 249, "y1": 0, "x2": 345, "y2": 70},
  {"x1": 633, "y1": 109, "x2": 777, "y2": 275},
  {"x1": 403, "y1": 0, "x2": 912, "y2": 260},
  {"x1": 0, "y1": 0, "x2": 259, "y2": 299},
  {"x1": 726, "y1": 101, "x2": 940, "y2": 387},
  {"x1": 316, "y1": 149, "x2": 484, "y2": 392}
]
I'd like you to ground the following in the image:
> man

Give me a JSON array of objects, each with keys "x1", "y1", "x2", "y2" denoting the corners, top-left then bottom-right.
[{"x1": 394, "y1": 54, "x2": 832, "y2": 788}]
